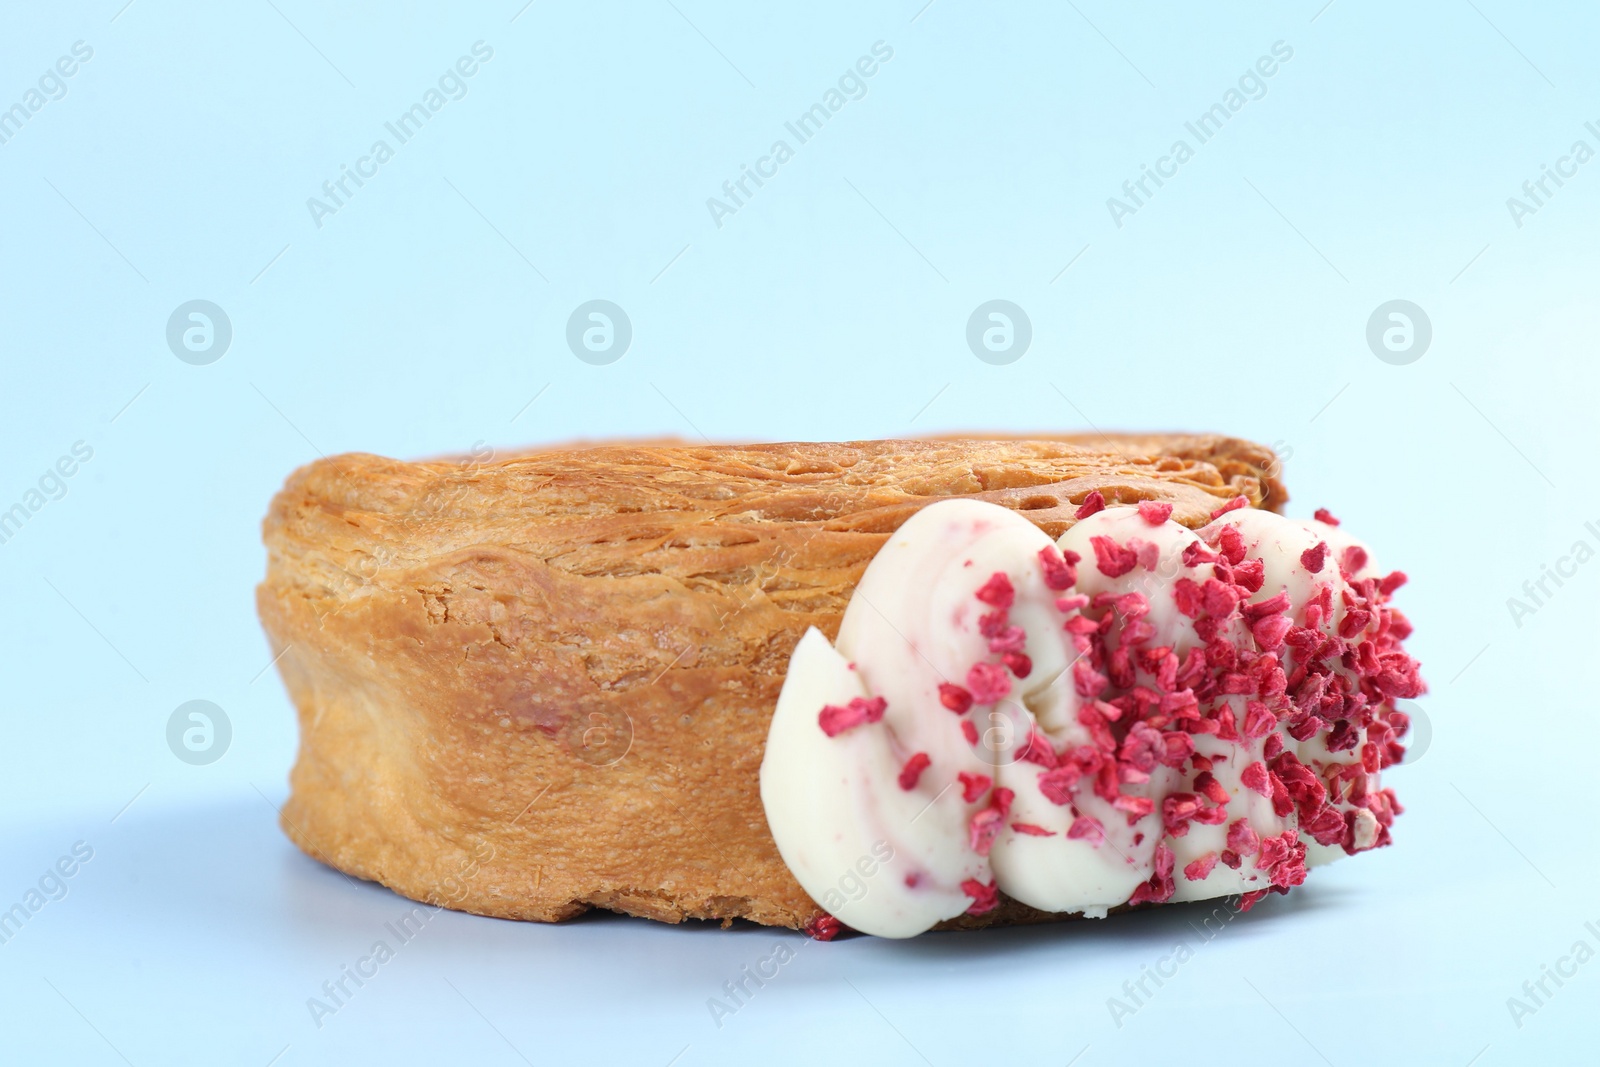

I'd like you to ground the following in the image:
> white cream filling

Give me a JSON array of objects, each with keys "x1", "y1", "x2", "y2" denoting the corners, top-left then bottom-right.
[{"x1": 759, "y1": 499, "x2": 1393, "y2": 938}]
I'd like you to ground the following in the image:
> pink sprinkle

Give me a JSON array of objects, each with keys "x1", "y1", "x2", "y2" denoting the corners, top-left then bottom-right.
[
  {"x1": 960, "y1": 720, "x2": 979, "y2": 745},
  {"x1": 966, "y1": 662, "x2": 1012, "y2": 703},
  {"x1": 1300, "y1": 541, "x2": 1329, "y2": 574},
  {"x1": 1209, "y1": 495, "x2": 1248, "y2": 520},
  {"x1": 1240, "y1": 761, "x2": 1271, "y2": 797},
  {"x1": 1074, "y1": 491, "x2": 1106, "y2": 519},
  {"x1": 961, "y1": 878, "x2": 999, "y2": 914},
  {"x1": 1011, "y1": 822, "x2": 1055, "y2": 836},
  {"x1": 1138, "y1": 500, "x2": 1173, "y2": 525},
  {"x1": 897, "y1": 752, "x2": 931, "y2": 791},
  {"x1": 817, "y1": 696, "x2": 887, "y2": 737},
  {"x1": 938, "y1": 683, "x2": 973, "y2": 714},
  {"x1": 1091, "y1": 535, "x2": 1138, "y2": 578},
  {"x1": 1313, "y1": 508, "x2": 1340, "y2": 526},
  {"x1": 1183, "y1": 853, "x2": 1218, "y2": 881},
  {"x1": 958, "y1": 771, "x2": 993, "y2": 803},
  {"x1": 1067, "y1": 815, "x2": 1105, "y2": 844},
  {"x1": 975, "y1": 571, "x2": 1015, "y2": 610},
  {"x1": 1038, "y1": 546, "x2": 1080, "y2": 591}
]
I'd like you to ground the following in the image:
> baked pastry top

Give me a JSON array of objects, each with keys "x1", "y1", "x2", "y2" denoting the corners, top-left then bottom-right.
[{"x1": 258, "y1": 434, "x2": 1287, "y2": 929}]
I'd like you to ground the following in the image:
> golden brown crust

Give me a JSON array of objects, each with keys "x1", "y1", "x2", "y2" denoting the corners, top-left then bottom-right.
[{"x1": 257, "y1": 434, "x2": 1285, "y2": 931}]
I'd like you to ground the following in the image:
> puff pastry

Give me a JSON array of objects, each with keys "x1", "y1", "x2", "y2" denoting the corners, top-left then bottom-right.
[{"x1": 257, "y1": 434, "x2": 1292, "y2": 930}]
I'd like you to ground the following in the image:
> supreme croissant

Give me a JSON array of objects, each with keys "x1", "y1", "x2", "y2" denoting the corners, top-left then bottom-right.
[{"x1": 257, "y1": 435, "x2": 1423, "y2": 937}]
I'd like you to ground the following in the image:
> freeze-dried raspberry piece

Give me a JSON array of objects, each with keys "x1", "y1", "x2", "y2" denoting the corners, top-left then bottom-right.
[
  {"x1": 938, "y1": 683, "x2": 973, "y2": 714},
  {"x1": 1210, "y1": 495, "x2": 1248, "y2": 520},
  {"x1": 1091, "y1": 536, "x2": 1138, "y2": 578},
  {"x1": 958, "y1": 771, "x2": 993, "y2": 803},
  {"x1": 1304, "y1": 805, "x2": 1347, "y2": 846},
  {"x1": 1067, "y1": 815, "x2": 1105, "y2": 844},
  {"x1": 1173, "y1": 578, "x2": 1204, "y2": 618},
  {"x1": 1241, "y1": 701, "x2": 1276, "y2": 739},
  {"x1": 1184, "y1": 853, "x2": 1218, "y2": 881},
  {"x1": 1074, "y1": 491, "x2": 1106, "y2": 519},
  {"x1": 1242, "y1": 591, "x2": 1292, "y2": 620},
  {"x1": 1131, "y1": 538, "x2": 1161, "y2": 571},
  {"x1": 1227, "y1": 818, "x2": 1260, "y2": 856},
  {"x1": 970, "y1": 807, "x2": 1004, "y2": 855},
  {"x1": 1300, "y1": 541, "x2": 1329, "y2": 574},
  {"x1": 1232, "y1": 557, "x2": 1265, "y2": 592},
  {"x1": 1201, "y1": 579, "x2": 1238, "y2": 617},
  {"x1": 1038, "y1": 764, "x2": 1081, "y2": 805},
  {"x1": 1127, "y1": 844, "x2": 1176, "y2": 904},
  {"x1": 1379, "y1": 570, "x2": 1408, "y2": 595},
  {"x1": 1113, "y1": 794, "x2": 1155, "y2": 818},
  {"x1": 961, "y1": 878, "x2": 999, "y2": 914},
  {"x1": 1002, "y1": 651, "x2": 1033, "y2": 678},
  {"x1": 966, "y1": 662, "x2": 1011, "y2": 704},
  {"x1": 1313, "y1": 508, "x2": 1340, "y2": 526},
  {"x1": 1138, "y1": 500, "x2": 1174, "y2": 525},
  {"x1": 1038, "y1": 545, "x2": 1080, "y2": 590},
  {"x1": 1237, "y1": 890, "x2": 1270, "y2": 912},
  {"x1": 975, "y1": 571, "x2": 1015, "y2": 610},
  {"x1": 898, "y1": 753, "x2": 931, "y2": 790},
  {"x1": 1194, "y1": 771, "x2": 1229, "y2": 806},
  {"x1": 1016, "y1": 728, "x2": 1058, "y2": 768},
  {"x1": 1252, "y1": 613, "x2": 1292, "y2": 651},
  {"x1": 1214, "y1": 525, "x2": 1247, "y2": 565},
  {"x1": 804, "y1": 914, "x2": 844, "y2": 940},
  {"x1": 818, "y1": 696, "x2": 887, "y2": 737},
  {"x1": 1240, "y1": 761, "x2": 1271, "y2": 797},
  {"x1": 1010, "y1": 822, "x2": 1055, "y2": 836}
]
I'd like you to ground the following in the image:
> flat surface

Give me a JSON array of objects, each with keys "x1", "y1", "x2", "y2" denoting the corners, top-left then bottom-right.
[{"x1": 2, "y1": 0, "x2": 1597, "y2": 1063}]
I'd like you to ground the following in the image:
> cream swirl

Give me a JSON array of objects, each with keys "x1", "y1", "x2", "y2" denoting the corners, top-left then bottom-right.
[{"x1": 759, "y1": 496, "x2": 1421, "y2": 938}]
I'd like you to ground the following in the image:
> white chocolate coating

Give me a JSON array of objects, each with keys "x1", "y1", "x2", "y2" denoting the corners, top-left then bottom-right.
[{"x1": 760, "y1": 499, "x2": 1412, "y2": 938}]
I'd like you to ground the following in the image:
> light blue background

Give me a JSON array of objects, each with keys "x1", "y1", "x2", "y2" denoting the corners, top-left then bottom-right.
[{"x1": 2, "y1": 1, "x2": 1596, "y2": 1063}]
